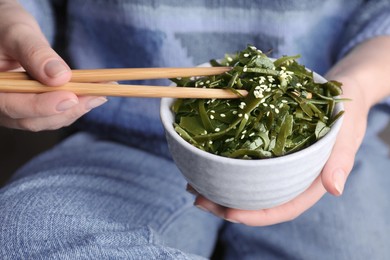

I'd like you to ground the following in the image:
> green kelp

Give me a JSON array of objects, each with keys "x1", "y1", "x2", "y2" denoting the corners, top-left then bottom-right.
[{"x1": 171, "y1": 45, "x2": 344, "y2": 159}]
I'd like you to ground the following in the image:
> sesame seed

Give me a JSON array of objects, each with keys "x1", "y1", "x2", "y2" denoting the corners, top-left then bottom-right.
[
  {"x1": 232, "y1": 111, "x2": 238, "y2": 115},
  {"x1": 209, "y1": 140, "x2": 213, "y2": 144},
  {"x1": 238, "y1": 113, "x2": 243, "y2": 117},
  {"x1": 210, "y1": 115, "x2": 215, "y2": 119},
  {"x1": 275, "y1": 108, "x2": 280, "y2": 114},
  {"x1": 220, "y1": 113, "x2": 226, "y2": 117},
  {"x1": 227, "y1": 57, "x2": 233, "y2": 62},
  {"x1": 270, "y1": 104, "x2": 275, "y2": 109},
  {"x1": 262, "y1": 103, "x2": 268, "y2": 107},
  {"x1": 225, "y1": 138, "x2": 234, "y2": 143},
  {"x1": 244, "y1": 114, "x2": 249, "y2": 120},
  {"x1": 243, "y1": 53, "x2": 250, "y2": 57},
  {"x1": 215, "y1": 128, "x2": 220, "y2": 132},
  {"x1": 210, "y1": 110, "x2": 215, "y2": 113}
]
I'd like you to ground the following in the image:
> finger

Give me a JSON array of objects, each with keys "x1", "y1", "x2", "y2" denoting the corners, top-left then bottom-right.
[
  {"x1": 321, "y1": 101, "x2": 367, "y2": 196},
  {"x1": 0, "y1": 3, "x2": 71, "y2": 85},
  {"x1": 0, "y1": 95, "x2": 107, "y2": 131},
  {"x1": 194, "y1": 195, "x2": 226, "y2": 219},
  {"x1": 221, "y1": 176, "x2": 326, "y2": 226},
  {"x1": 185, "y1": 184, "x2": 200, "y2": 196},
  {"x1": 0, "y1": 91, "x2": 79, "y2": 119}
]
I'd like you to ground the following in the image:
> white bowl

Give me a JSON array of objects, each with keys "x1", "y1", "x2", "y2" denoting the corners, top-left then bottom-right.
[{"x1": 160, "y1": 73, "x2": 343, "y2": 210}]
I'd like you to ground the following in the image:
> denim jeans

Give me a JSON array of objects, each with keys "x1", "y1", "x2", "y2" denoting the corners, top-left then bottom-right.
[{"x1": 1, "y1": 105, "x2": 390, "y2": 259}]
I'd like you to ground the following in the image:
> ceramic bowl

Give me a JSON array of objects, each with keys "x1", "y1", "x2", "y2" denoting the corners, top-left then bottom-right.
[{"x1": 160, "y1": 73, "x2": 343, "y2": 210}]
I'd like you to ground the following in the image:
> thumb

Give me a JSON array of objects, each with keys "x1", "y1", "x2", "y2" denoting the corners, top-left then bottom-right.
[
  {"x1": 1, "y1": 3, "x2": 71, "y2": 86},
  {"x1": 321, "y1": 105, "x2": 367, "y2": 196}
]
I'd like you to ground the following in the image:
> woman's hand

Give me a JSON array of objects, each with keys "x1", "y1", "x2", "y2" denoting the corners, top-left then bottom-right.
[
  {"x1": 192, "y1": 79, "x2": 368, "y2": 226},
  {"x1": 0, "y1": 0, "x2": 106, "y2": 131},
  {"x1": 192, "y1": 36, "x2": 390, "y2": 226}
]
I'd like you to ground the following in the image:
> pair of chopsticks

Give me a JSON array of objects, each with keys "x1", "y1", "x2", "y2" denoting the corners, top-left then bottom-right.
[{"x1": 0, "y1": 67, "x2": 248, "y2": 99}]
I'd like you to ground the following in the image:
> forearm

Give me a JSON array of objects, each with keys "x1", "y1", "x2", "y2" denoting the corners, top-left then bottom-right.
[{"x1": 326, "y1": 36, "x2": 390, "y2": 109}]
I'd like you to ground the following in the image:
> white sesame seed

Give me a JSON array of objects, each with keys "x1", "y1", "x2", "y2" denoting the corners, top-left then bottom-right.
[
  {"x1": 209, "y1": 140, "x2": 213, "y2": 144},
  {"x1": 243, "y1": 53, "x2": 250, "y2": 57},
  {"x1": 242, "y1": 130, "x2": 247, "y2": 134},
  {"x1": 270, "y1": 104, "x2": 275, "y2": 109},
  {"x1": 262, "y1": 103, "x2": 268, "y2": 107},
  {"x1": 220, "y1": 113, "x2": 226, "y2": 117},
  {"x1": 232, "y1": 111, "x2": 238, "y2": 115},
  {"x1": 266, "y1": 111, "x2": 270, "y2": 116},
  {"x1": 238, "y1": 113, "x2": 243, "y2": 117},
  {"x1": 215, "y1": 128, "x2": 220, "y2": 132},
  {"x1": 243, "y1": 67, "x2": 248, "y2": 72},
  {"x1": 227, "y1": 56, "x2": 233, "y2": 62},
  {"x1": 210, "y1": 110, "x2": 215, "y2": 113},
  {"x1": 210, "y1": 115, "x2": 215, "y2": 119},
  {"x1": 275, "y1": 108, "x2": 280, "y2": 114},
  {"x1": 240, "y1": 134, "x2": 245, "y2": 139},
  {"x1": 244, "y1": 114, "x2": 249, "y2": 120}
]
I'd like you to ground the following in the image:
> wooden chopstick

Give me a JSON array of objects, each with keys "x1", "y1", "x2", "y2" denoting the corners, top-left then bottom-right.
[
  {"x1": 0, "y1": 67, "x2": 232, "y2": 82},
  {"x1": 0, "y1": 79, "x2": 248, "y2": 99}
]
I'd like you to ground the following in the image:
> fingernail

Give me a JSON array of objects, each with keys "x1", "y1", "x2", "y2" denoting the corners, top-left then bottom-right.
[
  {"x1": 194, "y1": 203, "x2": 210, "y2": 213},
  {"x1": 86, "y1": 97, "x2": 107, "y2": 110},
  {"x1": 186, "y1": 184, "x2": 199, "y2": 195},
  {"x1": 333, "y1": 169, "x2": 346, "y2": 196},
  {"x1": 56, "y1": 98, "x2": 78, "y2": 112},
  {"x1": 224, "y1": 218, "x2": 240, "y2": 224},
  {"x1": 44, "y1": 60, "x2": 70, "y2": 78}
]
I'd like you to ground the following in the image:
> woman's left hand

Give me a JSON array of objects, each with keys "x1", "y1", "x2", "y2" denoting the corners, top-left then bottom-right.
[{"x1": 192, "y1": 76, "x2": 369, "y2": 226}]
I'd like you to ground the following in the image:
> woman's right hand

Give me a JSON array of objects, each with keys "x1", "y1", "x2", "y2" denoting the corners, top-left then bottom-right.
[{"x1": 0, "y1": 0, "x2": 107, "y2": 131}]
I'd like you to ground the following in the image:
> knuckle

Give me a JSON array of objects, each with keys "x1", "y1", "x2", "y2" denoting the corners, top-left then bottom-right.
[{"x1": 0, "y1": 98, "x2": 17, "y2": 119}]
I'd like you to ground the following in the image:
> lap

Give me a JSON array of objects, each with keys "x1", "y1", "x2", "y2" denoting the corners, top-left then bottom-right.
[
  {"x1": 1, "y1": 106, "x2": 389, "y2": 259},
  {"x1": 0, "y1": 133, "x2": 221, "y2": 259}
]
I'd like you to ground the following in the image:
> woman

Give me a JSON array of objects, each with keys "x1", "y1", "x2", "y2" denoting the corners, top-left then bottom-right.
[{"x1": 0, "y1": 0, "x2": 389, "y2": 258}]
